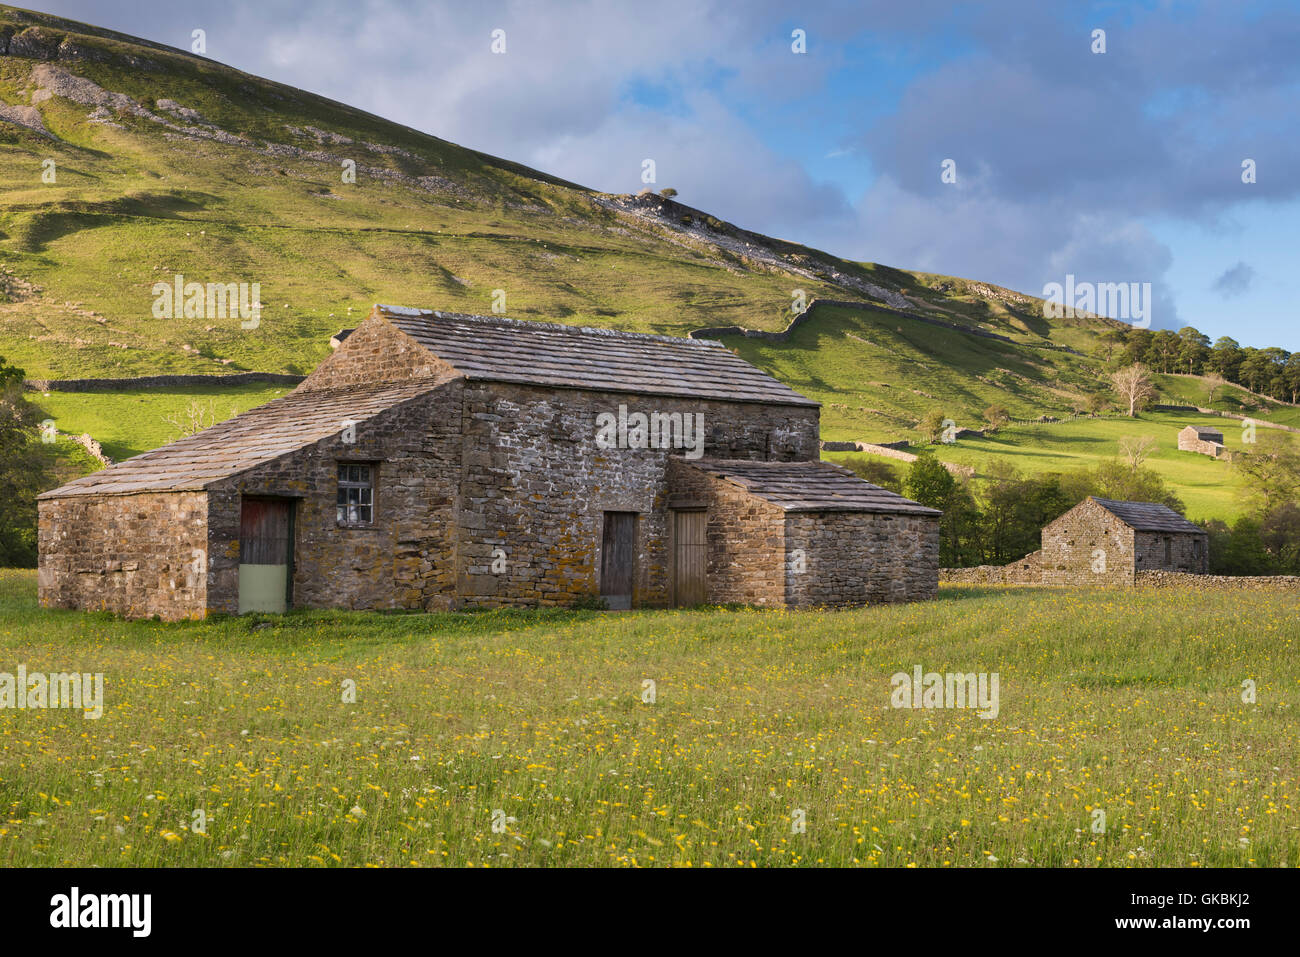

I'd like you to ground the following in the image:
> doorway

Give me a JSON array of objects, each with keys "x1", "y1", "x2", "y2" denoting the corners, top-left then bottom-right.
[
  {"x1": 599, "y1": 512, "x2": 637, "y2": 610},
  {"x1": 238, "y1": 497, "x2": 295, "y2": 614},
  {"x1": 672, "y1": 509, "x2": 707, "y2": 607}
]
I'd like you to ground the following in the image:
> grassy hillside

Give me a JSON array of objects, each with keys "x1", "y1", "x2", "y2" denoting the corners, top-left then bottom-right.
[
  {"x1": 0, "y1": 4, "x2": 1089, "y2": 382},
  {"x1": 823, "y1": 411, "x2": 1269, "y2": 522},
  {"x1": 730, "y1": 304, "x2": 1103, "y2": 441},
  {"x1": 2, "y1": 5, "x2": 1294, "y2": 523},
  {"x1": 30, "y1": 383, "x2": 288, "y2": 460},
  {"x1": 2, "y1": 569, "x2": 1295, "y2": 867}
]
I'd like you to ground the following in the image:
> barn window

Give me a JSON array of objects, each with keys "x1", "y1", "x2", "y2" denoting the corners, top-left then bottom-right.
[{"x1": 336, "y1": 463, "x2": 375, "y2": 525}]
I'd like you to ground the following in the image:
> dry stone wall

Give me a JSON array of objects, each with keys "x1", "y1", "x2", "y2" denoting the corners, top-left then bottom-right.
[
  {"x1": 941, "y1": 551, "x2": 1041, "y2": 585},
  {"x1": 1136, "y1": 571, "x2": 1300, "y2": 590}
]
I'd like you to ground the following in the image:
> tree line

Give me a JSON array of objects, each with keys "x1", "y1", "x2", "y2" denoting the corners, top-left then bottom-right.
[{"x1": 1099, "y1": 325, "x2": 1300, "y2": 404}]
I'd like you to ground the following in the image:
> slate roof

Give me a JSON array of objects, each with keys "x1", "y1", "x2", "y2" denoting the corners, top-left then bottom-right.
[
  {"x1": 1089, "y1": 497, "x2": 1205, "y2": 534},
  {"x1": 1186, "y1": 425, "x2": 1225, "y2": 439},
  {"x1": 376, "y1": 305, "x2": 818, "y2": 407},
  {"x1": 685, "y1": 459, "x2": 941, "y2": 515},
  {"x1": 39, "y1": 381, "x2": 438, "y2": 498}
]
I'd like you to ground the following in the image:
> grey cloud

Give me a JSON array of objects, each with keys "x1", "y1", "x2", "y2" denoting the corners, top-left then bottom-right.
[{"x1": 1212, "y1": 262, "x2": 1254, "y2": 297}]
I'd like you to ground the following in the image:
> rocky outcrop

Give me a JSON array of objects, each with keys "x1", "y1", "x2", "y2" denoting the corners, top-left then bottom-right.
[{"x1": 0, "y1": 102, "x2": 52, "y2": 137}]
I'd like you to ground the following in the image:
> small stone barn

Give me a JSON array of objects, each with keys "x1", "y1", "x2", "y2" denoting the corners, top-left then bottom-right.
[
  {"x1": 38, "y1": 305, "x2": 940, "y2": 619},
  {"x1": 1037, "y1": 496, "x2": 1208, "y2": 586},
  {"x1": 1178, "y1": 425, "x2": 1226, "y2": 458}
]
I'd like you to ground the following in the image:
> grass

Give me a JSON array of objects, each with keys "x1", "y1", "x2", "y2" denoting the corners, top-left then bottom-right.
[
  {"x1": 824, "y1": 409, "x2": 1300, "y2": 522},
  {"x1": 30, "y1": 385, "x2": 290, "y2": 461},
  {"x1": 1, "y1": 569, "x2": 1296, "y2": 867},
  {"x1": 735, "y1": 304, "x2": 1103, "y2": 442},
  {"x1": 1153, "y1": 373, "x2": 1300, "y2": 429}
]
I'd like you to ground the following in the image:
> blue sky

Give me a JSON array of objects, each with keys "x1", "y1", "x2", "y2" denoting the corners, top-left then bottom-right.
[{"x1": 31, "y1": 0, "x2": 1300, "y2": 349}]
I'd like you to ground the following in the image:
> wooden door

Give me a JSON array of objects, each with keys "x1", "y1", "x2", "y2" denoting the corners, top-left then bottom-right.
[
  {"x1": 238, "y1": 497, "x2": 294, "y2": 614},
  {"x1": 673, "y1": 510, "x2": 707, "y2": 607},
  {"x1": 600, "y1": 512, "x2": 636, "y2": 610}
]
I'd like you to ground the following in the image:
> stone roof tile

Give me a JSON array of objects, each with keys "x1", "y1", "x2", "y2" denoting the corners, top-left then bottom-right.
[
  {"x1": 1090, "y1": 497, "x2": 1205, "y2": 534},
  {"x1": 686, "y1": 458, "x2": 941, "y2": 514},
  {"x1": 377, "y1": 305, "x2": 818, "y2": 407},
  {"x1": 39, "y1": 380, "x2": 439, "y2": 499}
]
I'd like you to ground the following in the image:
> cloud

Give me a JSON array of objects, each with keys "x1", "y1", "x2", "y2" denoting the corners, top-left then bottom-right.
[{"x1": 1212, "y1": 262, "x2": 1255, "y2": 297}]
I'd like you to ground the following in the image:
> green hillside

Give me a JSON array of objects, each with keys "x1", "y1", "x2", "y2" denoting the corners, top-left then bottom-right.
[
  {"x1": 0, "y1": 4, "x2": 1088, "y2": 381},
  {"x1": 2, "y1": 4, "x2": 1295, "y2": 523}
]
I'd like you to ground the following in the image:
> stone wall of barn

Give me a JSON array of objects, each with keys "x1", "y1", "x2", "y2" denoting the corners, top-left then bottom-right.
[
  {"x1": 204, "y1": 383, "x2": 464, "y2": 614},
  {"x1": 1038, "y1": 500, "x2": 1136, "y2": 586},
  {"x1": 454, "y1": 382, "x2": 820, "y2": 607},
  {"x1": 784, "y1": 511, "x2": 939, "y2": 605},
  {"x1": 296, "y1": 314, "x2": 456, "y2": 393},
  {"x1": 665, "y1": 459, "x2": 787, "y2": 605},
  {"x1": 1177, "y1": 428, "x2": 1224, "y2": 458},
  {"x1": 1133, "y1": 530, "x2": 1207, "y2": 574},
  {"x1": 37, "y1": 491, "x2": 209, "y2": 620}
]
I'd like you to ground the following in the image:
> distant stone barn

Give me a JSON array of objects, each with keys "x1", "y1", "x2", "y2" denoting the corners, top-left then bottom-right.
[
  {"x1": 1037, "y1": 496, "x2": 1208, "y2": 586},
  {"x1": 1178, "y1": 425, "x2": 1226, "y2": 458},
  {"x1": 38, "y1": 305, "x2": 940, "y2": 619}
]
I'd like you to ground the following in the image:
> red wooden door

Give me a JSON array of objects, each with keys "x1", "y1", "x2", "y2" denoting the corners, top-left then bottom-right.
[{"x1": 238, "y1": 498, "x2": 294, "y2": 613}]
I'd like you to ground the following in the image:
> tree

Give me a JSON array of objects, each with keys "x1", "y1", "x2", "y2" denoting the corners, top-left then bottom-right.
[
  {"x1": 1176, "y1": 326, "x2": 1210, "y2": 375},
  {"x1": 1061, "y1": 459, "x2": 1184, "y2": 513},
  {"x1": 918, "y1": 407, "x2": 948, "y2": 444},
  {"x1": 1260, "y1": 503, "x2": 1300, "y2": 574},
  {"x1": 1284, "y1": 353, "x2": 1300, "y2": 405},
  {"x1": 1110, "y1": 363, "x2": 1156, "y2": 416},
  {"x1": 1216, "y1": 517, "x2": 1274, "y2": 575},
  {"x1": 0, "y1": 355, "x2": 57, "y2": 567},
  {"x1": 659, "y1": 187, "x2": 678, "y2": 199},
  {"x1": 840, "y1": 455, "x2": 902, "y2": 493},
  {"x1": 982, "y1": 404, "x2": 1010, "y2": 432},
  {"x1": 1118, "y1": 435, "x2": 1157, "y2": 470},
  {"x1": 1204, "y1": 373, "x2": 1228, "y2": 405},
  {"x1": 904, "y1": 451, "x2": 954, "y2": 511},
  {"x1": 1239, "y1": 348, "x2": 1272, "y2": 393},
  {"x1": 904, "y1": 452, "x2": 980, "y2": 566},
  {"x1": 1209, "y1": 336, "x2": 1243, "y2": 381},
  {"x1": 1234, "y1": 431, "x2": 1300, "y2": 513},
  {"x1": 162, "y1": 399, "x2": 217, "y2": 439},
  {"x1": 1149, "y1": 329, "x2": 1181, "y2": 374},
  {"x1": 1085, "y1": 391, "x2": 1109, "y2": 414},
  {"x1": 974, "y1": 462, "x2": 1072, "y2": 564}
]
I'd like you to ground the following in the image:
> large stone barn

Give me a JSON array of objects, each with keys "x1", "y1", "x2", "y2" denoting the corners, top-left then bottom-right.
[
  {"x1": 38, "y1": 305, "x2": 940, "y2": 619},
  {"x1": 1037, "y1": 496, "x2": 1208, "y2": 585}
]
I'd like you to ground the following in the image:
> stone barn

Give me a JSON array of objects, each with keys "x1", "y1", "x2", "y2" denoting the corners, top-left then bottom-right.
[
  {"x1": 1037, "y1": 496, "x2": 1208, "y2": 586},
  {"x1": 38, "y1": 305, "x2": 940, "y2": 619},
  {"x1": 1178, "y1": 425, "x2": 1225, "y2": 458}
]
